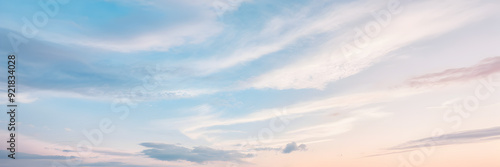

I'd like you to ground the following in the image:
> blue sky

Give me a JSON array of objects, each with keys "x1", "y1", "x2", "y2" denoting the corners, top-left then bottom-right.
[{"x1": 1, "y1": 0, "x2": 500, "y2": 166}]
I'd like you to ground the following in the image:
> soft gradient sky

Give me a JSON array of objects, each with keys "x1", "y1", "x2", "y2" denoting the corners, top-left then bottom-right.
[{"x1": 1, "y1": 0, "x2": 500, "y2": 166}]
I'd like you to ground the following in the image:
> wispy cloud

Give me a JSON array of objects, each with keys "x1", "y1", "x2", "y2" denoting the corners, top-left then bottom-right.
[
  {"x1": 391, "y1": 126, "x2": 500, "y2": 150},
  {"x1": 151, "y1": 88, "x2": 407, "y2": 148},
  {"x1": 73, "y1": 20, "x2": 222, "y2": 52},
  {"x1": 246, "y1": 0, "x2": 497, "y2": 90},
  {"x1": 407, "y1": 57, "x2": 500, "y2": 87},
  {"x1": 15, "y1": 0, "x2": 226, "y2": 53},
  {"x1": 0, "y1": 150, "x2": 75, "y2": 160},
  {"x1": 178, "y1": 88, "x2": 412, "y2": 135},
  {"x1": 369, "y1": 126, "x2": 500, "y2": 157},
  {"x1": 189, "y1": 0, "x2": 373, "y2": 75}
]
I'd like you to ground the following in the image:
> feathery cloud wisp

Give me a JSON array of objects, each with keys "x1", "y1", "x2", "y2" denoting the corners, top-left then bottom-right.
[{"x1": 407, "y1": 57, "x2": 500, "y2": 87}]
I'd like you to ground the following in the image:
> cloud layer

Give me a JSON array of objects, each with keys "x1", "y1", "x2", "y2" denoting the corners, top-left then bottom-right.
[{"x1": 140, "y1": 143, "x2": 253, "y2": 163}]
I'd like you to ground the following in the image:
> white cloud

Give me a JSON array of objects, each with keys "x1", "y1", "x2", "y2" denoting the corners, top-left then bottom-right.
[
  {"x1": 190, "y1": 0, "x2": 379, "y2": 75},
  {"x1": 151, "y1": 87, "x2": 421, "y2": 146},
  {"x1": 65, "y1": 0, "x2": 250, "y2": 53},
  {"x1": 246, "y1": 0, "x2": 499, "y2": 90},
  {"x1": 82, "y1": 22, "x2": 221, "y2": 52},
  {"x1": 45, "y1": 19, "x2": 222, "y2": 53},
  {"x1": 32, "y1": 0, "x2": 230, "y2": 53}
]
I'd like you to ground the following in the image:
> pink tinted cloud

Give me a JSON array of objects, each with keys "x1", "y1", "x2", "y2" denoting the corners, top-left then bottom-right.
[{"x1": 407, "y1": 57, "x2": 500, "y2": 87}]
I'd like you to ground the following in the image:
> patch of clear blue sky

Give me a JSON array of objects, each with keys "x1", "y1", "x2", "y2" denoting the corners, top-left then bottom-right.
[
  {"x1": 20, "y1": 97, "x2": 111, "y2": 142},
  {"x1": 55, "y1": 1, "x2": 200, "y2": 38}
]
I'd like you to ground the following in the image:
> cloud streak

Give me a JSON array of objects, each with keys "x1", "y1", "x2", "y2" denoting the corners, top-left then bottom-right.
[
  {"x1": 407, "y1": 57, "x2": 500, "y2": 87},
  {"x1": 390, "y1": 126, "x2": 500, "y2": 150},
  {"x1": 247, "y1": 0, "x2": 497, "y2": 90},
  {"x1": 0, "y1": 150, "x2": 75, "y2": 160}
]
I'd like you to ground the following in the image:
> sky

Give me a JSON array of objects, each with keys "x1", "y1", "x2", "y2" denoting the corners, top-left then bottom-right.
[{"x1": 0, "y1": 0, "x2": 500, "y2": 166}]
